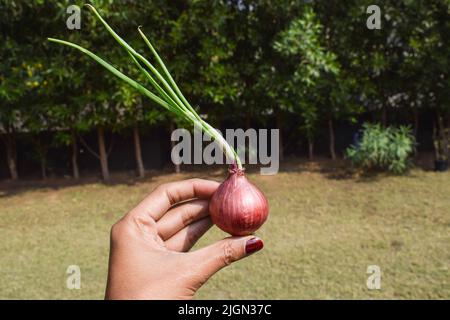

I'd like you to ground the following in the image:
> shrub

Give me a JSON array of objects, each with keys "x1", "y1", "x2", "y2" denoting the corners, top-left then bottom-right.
[{"x1": 345, "y1": 123, "x2": 415, "y2": 174}]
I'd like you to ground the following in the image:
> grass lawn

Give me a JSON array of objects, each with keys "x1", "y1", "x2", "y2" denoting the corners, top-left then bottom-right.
[{"x1": 0, "y1": 159, "x2": 449, "y2": 299}]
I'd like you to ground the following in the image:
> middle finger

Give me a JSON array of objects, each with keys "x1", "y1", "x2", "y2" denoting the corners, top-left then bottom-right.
[{"x1": 156, "y1": 199, "x2": 210, "y2": 240}]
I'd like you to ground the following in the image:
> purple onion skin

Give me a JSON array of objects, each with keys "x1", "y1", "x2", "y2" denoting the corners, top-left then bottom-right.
[{"x1": 209, "y1": 165, "x2": 269, "y2": 236}]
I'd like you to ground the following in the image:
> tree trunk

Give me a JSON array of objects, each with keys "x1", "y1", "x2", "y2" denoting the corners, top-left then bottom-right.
[
  {"x1": 413, "y1": 109, "x2": 419, "y2": 137},
  {"x1": 4, "y1": 131, "x2": 18, "y2": 180},
  {"x1": 308, "y1": 137, "x2": 314, "y2": 160},
  {"x1": 432, "y1": 121, "x2": 439, "y2": 160},
  {"x1": 30, "y1": 134, "x2": 48, "y2": 181},
  {"x1": 71, "y1": 131, "x2": 80, "y2": 179},
  {"x1": 97, "y1": 127, "x2": 110, "y2": 181},
  {"x1": 328, "y1": 118, "x2": 336, "y2": 160},
  {"x1": 170, "y1": 122, "x2": 181, "y2": 173},
  {"x1": 245, "y1": 110, "x2": 251, "y2": 129},
  {"x1": 437, "y1": 112, "x2": 449, "y2": 160},
  {"x1": 446, "y1": 114, "x2": 450, "y2": 160},
  {"x1": 40, "y1": 158, "x2": 47, "y2": 180},
  {"x1": 413, "y1": 109, "x2": 419, "y2": 157},
  {"x1": 381, "y1": 107, "x2": 387, "y2": 127},
  {"x1": 133, "y1": 124, "x2": 145, "y2": 178},
  {"x1": 276, "y1": 110, "x2": 284, "y2": 161}
]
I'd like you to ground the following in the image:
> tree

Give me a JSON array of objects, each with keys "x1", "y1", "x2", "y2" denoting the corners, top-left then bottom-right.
[
  {"x1": 113, "y1": 84, "x2": 168, "y2": 178},
  {"x1": 74, "y1": 1, "x2": 181, "y2": 180},
  {"x1": 0, "y1": 7, "x2": 32, "y2": 180},
  {"x1": 110, "y1": 76, "x2": 146, "y2": 179},
  {"x1": 1, "y1": 1, "x2": 98, "y2": 180},
  {"x1": 0, "y1": 45, "x2": 48, "y2": 179},
  {"x1": 400, "y1": 0, "x2": 450, "y2": 153},
  {"x1": 273, "y1": 6, "x2": 339, "y2": 159}
]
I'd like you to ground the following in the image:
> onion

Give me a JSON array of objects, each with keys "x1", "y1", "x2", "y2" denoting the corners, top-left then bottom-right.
[{"x1": 209, "y1": 164, "x2": 269, "y2": 236}]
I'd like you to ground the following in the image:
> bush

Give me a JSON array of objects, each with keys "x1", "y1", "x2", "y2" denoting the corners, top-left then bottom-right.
[{"x1": 346, "y1": 123, "x2": 415, "y2": 174}]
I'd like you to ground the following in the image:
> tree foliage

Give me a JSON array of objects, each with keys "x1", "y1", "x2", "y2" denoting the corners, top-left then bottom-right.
[{"x1": 1, "y1": 1, "x2": 450, "y2": 179}]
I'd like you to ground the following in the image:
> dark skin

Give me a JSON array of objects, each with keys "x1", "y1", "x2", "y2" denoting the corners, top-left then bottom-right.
[{"x1": 105, "y1": 178, "x2": 264, "y2": 299}]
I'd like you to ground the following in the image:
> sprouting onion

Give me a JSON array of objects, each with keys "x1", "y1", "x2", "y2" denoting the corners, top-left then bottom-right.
[
  {"x1": 48, "y1": 4, "x2": 241, "y2": 169},
  {"x1": 48, "y1": 5, "x2": 269, "y2": 236}
]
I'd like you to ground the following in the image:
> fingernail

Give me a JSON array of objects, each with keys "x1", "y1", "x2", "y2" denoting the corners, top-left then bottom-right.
[{"x1": 245, "y1": 237, "x2": 264, "y2": 255}]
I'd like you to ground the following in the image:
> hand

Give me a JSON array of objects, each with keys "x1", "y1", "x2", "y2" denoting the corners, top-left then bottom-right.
[{"x1": 105, "y1": 178, "x2": 264, "y2": 300}]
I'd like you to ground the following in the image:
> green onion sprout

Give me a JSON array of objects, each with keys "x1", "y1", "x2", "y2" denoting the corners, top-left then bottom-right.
[{"x1": 48, "y1": 4, "x2": 241, "y2": 168}]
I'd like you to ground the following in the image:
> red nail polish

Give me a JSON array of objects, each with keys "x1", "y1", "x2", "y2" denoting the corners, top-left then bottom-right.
[{"x1": 245, "y1": 237, "x2": 264, "y2": 255}]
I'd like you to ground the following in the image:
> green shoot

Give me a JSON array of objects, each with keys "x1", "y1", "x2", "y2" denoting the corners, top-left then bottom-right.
[{"x1": 48, "y1": 5, "x2": 241, "y2": 168}]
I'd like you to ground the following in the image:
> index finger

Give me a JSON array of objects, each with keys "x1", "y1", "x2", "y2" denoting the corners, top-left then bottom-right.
[{"x1": 128, "y1": 178, "x2": 220, "y2": 221}]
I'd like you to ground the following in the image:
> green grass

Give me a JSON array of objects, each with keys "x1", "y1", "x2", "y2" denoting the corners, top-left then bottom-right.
[{"x1": 0, "y1": 160, "x2": 449, "y2": 299}]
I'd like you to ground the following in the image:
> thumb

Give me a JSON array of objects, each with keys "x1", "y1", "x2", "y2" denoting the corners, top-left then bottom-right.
[{"x1": 191, "y1": 236, "x2": 264, "y2": 278}]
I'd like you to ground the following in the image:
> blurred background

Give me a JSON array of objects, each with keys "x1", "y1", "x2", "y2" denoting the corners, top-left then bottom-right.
[{"x1": 0, "y1": 0, "x2": 449, "y2": 299}]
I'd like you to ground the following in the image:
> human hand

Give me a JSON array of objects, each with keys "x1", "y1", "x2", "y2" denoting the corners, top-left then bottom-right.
[{"x1": 105, "y1": 178, "x2": 264, "y2": 300}]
